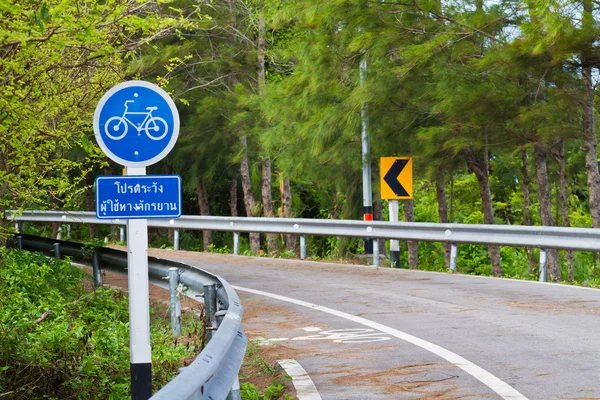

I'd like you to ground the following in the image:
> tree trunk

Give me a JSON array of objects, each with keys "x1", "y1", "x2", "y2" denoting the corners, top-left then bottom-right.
[
  {"x1": 435, "y1": 173, "x2": 451, "y2": 268},
  {"x1": 240, "y1": 135, "x2": 260, "y2": 254},
  {"x1": 229, "y1": 171, "x2": 238, "y2": 217},
  {"x1": 256, "y1": 0, "x2": 277, "y2": 255},
  {"x1": 196, "y1": 176, "x2": 213, "y2": 252},
  {"x1": 372, "y1": 161, "x2": 386, "y2": 257},
  {"x1": 85, "y1": 172, "x2": 97, "y2": 239},
  {"x1": 555, "y1": 140, "x2": 575, "y2": 281},
  {"x1": 582, "y1": 0, "x2": 600, "y2": 229},
  {"x1": 533, "y1": 142, "x2": 560, "y2": 281},
  {"x1": 168, "y1": 229, "x2": 175, "y2": 247},
  {"x1": 257, "y1": 0, "x2": 266, "y2": 94},
  {"x1": 404, "y1": 199, "x2": 418, "y2": 269},
  {"x1": 280, "y1": 174, "x2": 298, "y2": 253},
  {"x1": 520, "y1": 151, "x2": 537, "y2": 276},
  {"x1": 464, "y1": 147, "x2": 503, "y2": 276},
  {"x1": 373, "y1": 195, "x2": 386, "y2": 257},
  {"x1": 261, "y1": 158, "x2": 278, "y2": 254}
]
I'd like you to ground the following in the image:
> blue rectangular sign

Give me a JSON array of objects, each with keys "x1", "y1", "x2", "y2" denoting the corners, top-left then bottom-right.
[{"x1": 96, "y1": 175, "x2": 182, "y2": 219}]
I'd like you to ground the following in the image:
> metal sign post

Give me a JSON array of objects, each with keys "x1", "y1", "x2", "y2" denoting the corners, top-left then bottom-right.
[
  {"x1": 388, "y1": 200, "x2": 400, "y2": 268},
  {"x1": 360, "y1": 57, "x2": 373, "y2": 255},
  {"x1": 381, "y1": 157, "x2": 413, "y2": 269},
  {"x1": 94, "y1": 80, "x2": 180, "y2": 400}
]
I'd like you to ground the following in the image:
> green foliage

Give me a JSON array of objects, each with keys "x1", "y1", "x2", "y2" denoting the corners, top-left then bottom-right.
[
  {"x1": 7, "y1": 0, "x2": 600, "y2": 284},
  {"x1": 0, "y1": 248, "x2": 197, "y2": 398},
  {"x1": 0, "y1": 0, "x2": 201, "y2": 226},
  {"x1": 240, "y1": 381, "x2": 290, "y2": 400},
  {"x1": 209, "y1": 243, "x2": 232, "y2": 254},
  {"x1": 240, "y1": 340, "x2": 292, "y2": 400}
]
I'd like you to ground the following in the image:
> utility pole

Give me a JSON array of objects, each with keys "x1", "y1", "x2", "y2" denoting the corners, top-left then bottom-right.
[{"x1": 360, "y1": 57, "x2": 373, "y2": 254}]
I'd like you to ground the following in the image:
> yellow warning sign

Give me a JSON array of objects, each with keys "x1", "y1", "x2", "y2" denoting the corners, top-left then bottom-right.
[{"x1": 380, "y1": 157, "x2": 413, "y2": 200}]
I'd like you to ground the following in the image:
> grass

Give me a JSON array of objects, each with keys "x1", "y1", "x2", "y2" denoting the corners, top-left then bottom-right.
[{"x1": 239, "y1": 341, "x2": 295, "y2": 400}]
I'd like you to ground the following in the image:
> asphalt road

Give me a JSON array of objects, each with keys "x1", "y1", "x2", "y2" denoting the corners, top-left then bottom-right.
[{"x1": 152, "y1": 249, "x2": 600, "y2": 400}]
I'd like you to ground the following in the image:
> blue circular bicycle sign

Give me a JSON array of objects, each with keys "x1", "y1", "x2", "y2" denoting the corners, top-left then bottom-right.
[{"x1": 94, "y1": 81, "x2": 180, "y2": 167}]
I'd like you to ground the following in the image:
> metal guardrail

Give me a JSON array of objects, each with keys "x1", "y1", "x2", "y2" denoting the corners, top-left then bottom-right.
[
  {"x1": 7, "y1": 233, "x2": 246, "y2": 400},
  {"x1": 9, "y1": 210, "x2": 600, "y2": 251},
  {"x1": 9, "y1": 210, "x2": 600, "y2": 281}
]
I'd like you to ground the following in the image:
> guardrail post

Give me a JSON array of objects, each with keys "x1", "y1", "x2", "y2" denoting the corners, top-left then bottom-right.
[
  {"x1": 57, "y1": 226, "x2": 62, "y2": 240},
  {"x1": 233, "y1": 232, "x2": 240, "y2": 255},
  {"x1": 203, "y1": 284, "x2": 217, "y2": 342},
  {"x1": 539, "y1": 249, "x2": 548, "y2": 282},
  {"x1": 14, "y1": 222, "x2": 20, "y2": 233},
  {"x1": 92, "y1": 250, "x2": 102, "y2": 288},
  {"x1": 66, "y1": 224, "x2": 71, "y2": 239},
  {"x1": 450, "y1": 243, "x2": 458, "y2": 272},
  {"x1": 227, "y1": 375, "x2": 241, "y2": 400},
  {"x1": 373, "y1": 238, "x2": 380, "y2": 266},
  {"x1": 53, "y1": 242, "x2": 61, "y2": 259},
  {"x1": 120, "y1": 226, "x2": 125, "y2": 243},
  {"x1": 173, "y1": 230, "x2": 180, "y2": 251},
  {"x1": 169, "y1": 267, "x2": 182, "y2": 338},
  {"x1": 300, "y1": 235, "x2": 306, "y2": 259},
  {"x1": 215, "y1": 310, "x2": 226, "y2": 328},
  {"x1": 17, "y1": 235, "x2": 23, "y2": 251}
]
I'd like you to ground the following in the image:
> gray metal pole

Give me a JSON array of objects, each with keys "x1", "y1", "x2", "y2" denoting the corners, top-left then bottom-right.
[
  {"x1": 300, "y1": 235, "x2": 306, "y2": 259},
  {"x1": 173, "y1": 230, "x2": 180, "y2": 251},
  {"x1": 53, "y1": 242, "x2": 61, "y2": 259},
  {"x1": 57, "y1": 227, "x2": 62, "y2": 240},
  {"x1": 168, "y1": 267, "x2": 182, "y2": 338},
  {"x1": 539, "y1": 248, "x2": 548, "y2": 282},
  {"x1": 92, "y1": 250, "x2": 103, "y2": 288},
  {"x1": 67, "y1": 224, "x2": 71, "y2": 239},
  {"x1": 233, "y1": 232, "x2": 240, "y2": 255},
  {"x1": 17, "y1": 236, "x2": 23, "y2": 251},
  {"x1": 388, "y1": 200, "x2": 400, "y2": 267},
  {"x1": 450, "y1": 243, "x2": 458, "y2": 272},
  {"x1": 120, "y1": 226, "x2": 125, "y2": 243},
  {"x1": 373, "y1": 238, "x2": 380, "y2": 266},
  {"x1": 203, "y1": 284, "x2": 217, "y2": 342},
  {"x1": 360, "y1": 57, "x2": 373, "y2": 255}
]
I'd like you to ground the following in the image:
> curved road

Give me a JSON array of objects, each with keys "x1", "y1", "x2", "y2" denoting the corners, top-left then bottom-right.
[{"x1": 153, "y1": 249, "x2": 600, "y2": 400}]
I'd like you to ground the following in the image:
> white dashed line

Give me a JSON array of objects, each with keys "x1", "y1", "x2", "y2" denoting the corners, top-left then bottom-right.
[
  {"x1": 278, "y1": 359, "x2": 322, "y2": 400},
  {"x1": 301, "y1": 326, "x2": 323, "y2": 332}
]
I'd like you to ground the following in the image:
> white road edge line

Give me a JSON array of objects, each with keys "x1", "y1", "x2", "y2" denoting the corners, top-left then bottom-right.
[
  {"x1": 278, "y1": 359, "x2": 322, "y2": 400},
  {"x1": 234, "y1": 285, "x2": 528, "y2": 400}
]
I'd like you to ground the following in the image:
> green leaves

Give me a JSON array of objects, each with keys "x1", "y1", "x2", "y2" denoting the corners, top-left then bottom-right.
[
  {"x1": 0, "y1": 248, "x2": 199, "y2": 398},
  {"x1": 0, "y1": 0, "x2": 202, "y2": 217}
]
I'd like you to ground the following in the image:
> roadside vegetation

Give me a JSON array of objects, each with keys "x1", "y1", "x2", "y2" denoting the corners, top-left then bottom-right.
[
  {"x1": 240, "y1": 341, "x2": 296, "y2": 400},
  {"x1": 0, "y1": 248, "x2": 201, "y2": 399},
  {"x1": 0, "y1": 246, "x2": 297, "y2": 398}
]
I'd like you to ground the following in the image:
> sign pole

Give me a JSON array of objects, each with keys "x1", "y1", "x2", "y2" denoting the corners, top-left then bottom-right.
[
  {"x1": 360, "y1": 57, "x2": 373, "y2": 255},
  {"x1": 94, "y1": 80, "x2": 181, "y2": 400},
  {"x1": 126, "y1": 166, "x2": 152, "y2": 399},
  {"x1": 388, "y1": 200, "x2": 400, "y2": 268},
  {"x1": 380, "y1": 156, "x2": 413, "y2": 269}
]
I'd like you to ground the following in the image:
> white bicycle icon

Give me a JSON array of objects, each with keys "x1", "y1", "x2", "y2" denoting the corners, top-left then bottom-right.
[{"x1": 104, "y1": 99, "x2": 168, "y2": 141}]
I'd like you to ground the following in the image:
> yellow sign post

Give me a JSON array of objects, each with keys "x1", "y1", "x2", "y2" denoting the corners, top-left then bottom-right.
[{"x1": 380, "y1": 157, "x2": 413, "y2": 200}]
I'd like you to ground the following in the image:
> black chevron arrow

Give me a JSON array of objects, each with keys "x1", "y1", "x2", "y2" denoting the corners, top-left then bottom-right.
[{"x1": 384, "y1": 159, "x2": 409, "y2": 196}]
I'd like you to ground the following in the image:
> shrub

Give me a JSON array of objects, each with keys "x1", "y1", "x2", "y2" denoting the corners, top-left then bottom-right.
[{"x1": 0, "y1": 248, "x2": 197, "y2": 399}]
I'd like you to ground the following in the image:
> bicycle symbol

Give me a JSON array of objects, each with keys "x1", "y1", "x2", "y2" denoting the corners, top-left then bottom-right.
[{"x1": 104, "y1": 96, "x2": 168, "y2": 141}]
